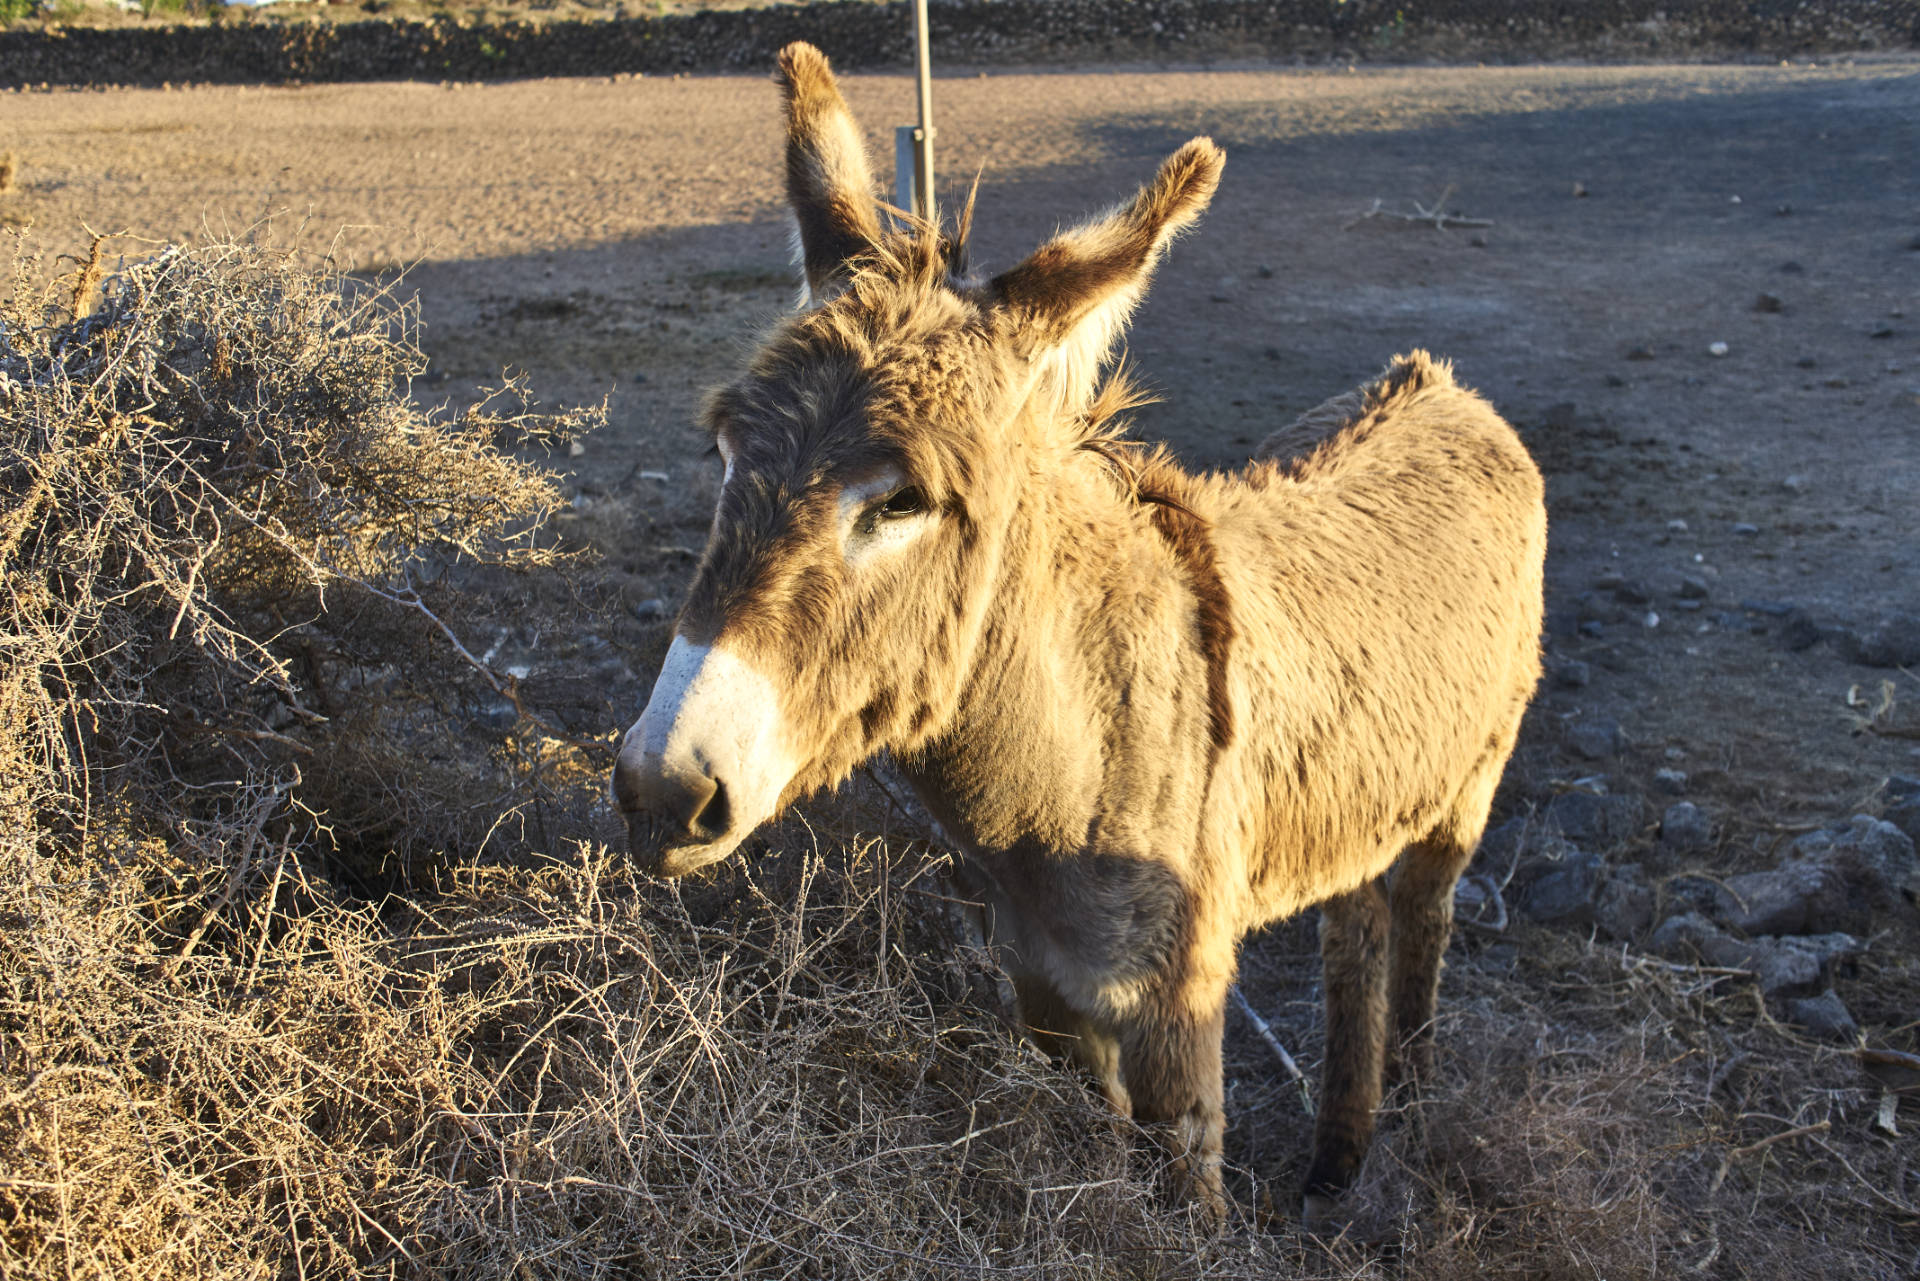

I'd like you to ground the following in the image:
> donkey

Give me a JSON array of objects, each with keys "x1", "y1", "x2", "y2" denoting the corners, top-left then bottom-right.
[{"x1": 614, "y1": 42, "x2": 1546, "y2": 1223}]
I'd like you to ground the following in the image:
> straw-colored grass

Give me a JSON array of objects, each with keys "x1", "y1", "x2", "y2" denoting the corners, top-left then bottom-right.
[{"x1": 2, "y1": 234, "x2": 1915, "y2": 1279}]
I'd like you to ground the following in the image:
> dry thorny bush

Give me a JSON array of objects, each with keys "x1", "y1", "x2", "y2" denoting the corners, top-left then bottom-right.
[{"x1": 2, "y1": 234, "x2": 1917, "y2": 1278}]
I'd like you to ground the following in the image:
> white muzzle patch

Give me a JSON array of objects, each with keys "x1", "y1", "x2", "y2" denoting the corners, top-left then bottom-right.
[{"x1": 614, "y1": 637, "x2": 798, "y2": 875}]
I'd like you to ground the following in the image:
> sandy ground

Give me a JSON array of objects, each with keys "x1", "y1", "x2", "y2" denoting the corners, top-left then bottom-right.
[{"x1": 6, "y1": 52, "x2": 1920, "y2": 1204}]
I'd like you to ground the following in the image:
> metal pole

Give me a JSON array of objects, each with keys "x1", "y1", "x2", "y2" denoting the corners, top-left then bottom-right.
[{"x1": 911, "y1": 0, "x2": 935, "y2": 224}]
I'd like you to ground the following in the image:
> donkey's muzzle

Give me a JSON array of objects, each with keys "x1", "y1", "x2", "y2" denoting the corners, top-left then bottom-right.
[
  {"x1": 615, "y1": 636, "x2": 797, "y2": 877},
  {"x1": 614, "y1": 753, "x2": 735, "y2": 867}
]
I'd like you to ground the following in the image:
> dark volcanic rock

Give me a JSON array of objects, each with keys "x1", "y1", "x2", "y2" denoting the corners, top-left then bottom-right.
[
  {"x1": 1543, "y1": 791, "x2": 1643, "y2": 847},
  {"x1": 1884, "y1": 776, "x2": 1920, "y2": 845},
  {"x1": 1568, "y1": 716, "x2": 1625, "y2": 761},
  {"x1": 1519, "y1": 846, "x2": 1603, "y2": 923},
  {"x1": 1649, "y1": 913, "x2": 1859, "y2": 996},
  {"x1": 1595, "y1": 863, "x2": 1656, "y2": 940},
  {"x1": 1834, "y1": 613, "x2": 1920, "y2": 668},
  {"x1": 1788, "y1": 989, "x2": 1859, "y2": 1042},
  {"x1": 1660, "y1": 801, "x2": 1712, "y2": 852}
]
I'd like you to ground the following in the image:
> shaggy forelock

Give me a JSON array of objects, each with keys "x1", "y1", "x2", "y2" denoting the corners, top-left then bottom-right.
[{"x1": 704, "y1": 230, "x2": 1006, "y2": 506}]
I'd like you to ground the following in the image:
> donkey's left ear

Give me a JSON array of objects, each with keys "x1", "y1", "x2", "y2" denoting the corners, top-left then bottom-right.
[
  {"x1": 990, "y1": 138, "x2": 1224, "y2": 405},
  {"x1": 775, "y1": 43, "x2": 884, "y2": 303}
]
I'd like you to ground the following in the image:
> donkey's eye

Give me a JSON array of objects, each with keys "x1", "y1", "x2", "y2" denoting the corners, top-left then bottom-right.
[{"x1": 875, "y1": 486, "x2": 927, "y2": 520}]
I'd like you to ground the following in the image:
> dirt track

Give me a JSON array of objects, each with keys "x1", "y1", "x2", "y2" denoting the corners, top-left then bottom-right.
[{"x1": 6, "y1": 53, "x2": 1920, "y2": 1218}]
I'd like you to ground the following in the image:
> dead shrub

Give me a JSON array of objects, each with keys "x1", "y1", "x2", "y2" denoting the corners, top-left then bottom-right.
[{"x1": 1, "y1": 231, "x2": 605, "y2": 875}]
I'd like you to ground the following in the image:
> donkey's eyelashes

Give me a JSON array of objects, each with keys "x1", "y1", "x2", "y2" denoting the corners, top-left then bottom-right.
[
  {"x1": 853, "y1": 486, "x2": 931, "y2": 540},
  {"x1": 876, "y1": 486, "x2": 928, "y2": 519}
]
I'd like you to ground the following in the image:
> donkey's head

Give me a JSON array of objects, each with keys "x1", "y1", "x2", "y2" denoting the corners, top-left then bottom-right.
[{"x1": 613, "y1": 43, "x2": 1223, "y2": 875}]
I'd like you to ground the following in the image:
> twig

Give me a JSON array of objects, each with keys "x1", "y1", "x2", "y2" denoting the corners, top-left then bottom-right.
[
  {"x1": 1710, "y1": 1119, "x2": 1831, "y2": 1192},
  {"x1": 1344, "y1": 185, "x2": 1493, "y2": 232},
  {"x1": 1454, "y1": 872, "x2": 1508, "y2": 933},
  {"x1": 1229, "y1": 985, "x2": 1314, "y2": 1116},
  {"x1": 1810, "y1": 1135, "x2": 1920, "y2": 1218}
]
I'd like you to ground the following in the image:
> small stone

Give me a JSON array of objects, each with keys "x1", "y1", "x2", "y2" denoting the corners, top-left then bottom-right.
[
  {"x1": 1667, "y1": 519, "x2": 1689, "y2": 532},
  {"x1": 1579, "y1": 620, "x2": 1606, "y2": 639},
  {"x1": 1788, "y1": 990, "x2": 1859, "y2": 1041},
  {"x1": 1781, "y1": 260, "x2": 1806, "y2": 273},
  {"x1": 1787, "y1": 816, "x2": 1920, "y2": 914},
  {"x1": 1660, "y1": 801, "x2": 1713, "y2": 852},
  {"x1": 1649, "y1": 911, "x2": 1723, "y2": 960},
  {"x1": 1552, "y1": 658, "x2": 1592, "y2": 689},
  {"x1": 1777, "y1": 608, "x2": 1823, "y2": 652},
  {"x1": 1653, "y1": 768, "x2": 1689, "y2": 796},
  {"x1": 1626, "y1": 345, "x2": 1656, "y2": 361},
  {"x1": 567, "y1": 440, "x2": 586, "y2": 457},
  {"x1": 1576, "y1": 590, "x2": 1624, "y2": 624},
  {"x1": 1605, "y1": 373, "x2": 1626, "y2": 387},
  {"x1": 1824, "y1": 376, "x2": 1851, "y2": 389},
  {"x1": 1718, "y1": 866, "x2": 1833, "y2": 935},
  {"x1": 1781, "y1": 474, "x2": 1807, "y2": 492},
  {"x1": 1708, "y1": 341, "x2": 1730, "y2": 357},
  {"x1": 1476, "y1": 815, "x2": 1532, "y2": 868},
  {"x1": 1774, "y1": 204, "x2": 1793, "y2": 217},
  {"x1": 1468, "y1": 234, "x2": 1488, "y2": 248},
  {"x1": 1743, "y1": 933, "x2": 1859, "y2": 996},
  {"x1": 1642, "y1": 611, "x2": 1661, "y2": 629},
  {"x1": 1572, "y1": 181, "x2": 1588, "y2": 198},
  {"x1": 1870, "y1": 326, "x2": 1896, "y2": 339},
  {"x1": 1611, "y1": 577, "x2": 1652, "y2": 605},
  {"x1": 1256, "y1": 264, "x2": 1275, "y2": 279},
  {"x1": 1732, "y1": 522, "x2": 1760, "y2": 537},
  {"x1": 1568, "y1": 717, "x2": 1624, "y2": 761},
  {"x1": 1754, "y1": 292, "x2": 1785, "y2": 313},
  {"x1": 1595, "y1": 864, "x2": 1656, "y2": 940},
  {"x1": 632, "y1": 597, "x2": 671, "y2": 621},
  {"x1": 1649, "y1": 914, "x2": 1859, "y2": 996},
  {"x1": 1834, "y1": 614, "x2": 1920, "y2": 668},
  {"x1": 1795, "y1": 356, "x2": 1818, "y2": 369},
  {"x1": 1883, "y1": 776, "x2": 1920, "y2": 845},
  {"x1": 1678, "y1": 576, "x2": 1710, "y2": 600},
  {"x1": 631, "y1": 371, "x2": 649, "y2": 383},
  {"x1": 1544, "y1": 791, "x2": 1643, "y2": 847},
  {"x1": 1519, "y1": 846, "x2": 1604, "y2": 923},
  {"x1": 1263, "y1": 346, "x2": 1282, "y2": 361}
]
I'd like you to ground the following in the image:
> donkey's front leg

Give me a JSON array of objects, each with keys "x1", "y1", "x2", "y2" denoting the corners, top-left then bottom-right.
[
  {"x1": 1118, "y1": 978, "x2": 1230, "y2": 1225},
  {"x1": 1303, "y1": 877, "x2": 1389, "y2": 1225}
]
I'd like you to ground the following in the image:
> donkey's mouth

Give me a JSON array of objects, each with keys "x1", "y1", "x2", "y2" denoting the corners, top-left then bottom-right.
[{"x1": 620, "y1": 810, "x2": 742, "y2": 878}]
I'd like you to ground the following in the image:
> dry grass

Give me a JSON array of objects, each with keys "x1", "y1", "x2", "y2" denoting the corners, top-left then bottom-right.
[{"x1": 1, "y1": 234, "x2": 1916, "y2": 1279}]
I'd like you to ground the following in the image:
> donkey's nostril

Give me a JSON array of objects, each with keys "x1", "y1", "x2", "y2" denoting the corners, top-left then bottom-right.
[
  {"x1": 616, "y1": 756, "x2": 734, "y2": 846},
  {"x1": 688, "y1": 776, "x2": 731, "y2": 843}
]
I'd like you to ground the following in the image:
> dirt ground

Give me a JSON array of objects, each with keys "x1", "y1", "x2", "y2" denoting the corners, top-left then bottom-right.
[{"x1": 6, "y1": 53, "x2": 1920, "y2": 1261}]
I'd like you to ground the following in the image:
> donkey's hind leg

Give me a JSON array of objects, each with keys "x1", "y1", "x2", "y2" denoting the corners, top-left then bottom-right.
[
  {"x1": 1386, "y1": 752, "x2": 1507, "y2": 1087},
  {"x1": 1303, "y1": 876, "x2": 1389, "y2": 1220}
]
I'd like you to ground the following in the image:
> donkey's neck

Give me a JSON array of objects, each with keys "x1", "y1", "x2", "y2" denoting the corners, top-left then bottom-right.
[{"x1": 903, "y1": 451, "x2": 1218, "y2": 864}]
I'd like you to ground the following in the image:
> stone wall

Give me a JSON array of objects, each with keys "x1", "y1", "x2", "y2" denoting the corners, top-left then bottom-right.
[{"x1": 2, "y1": 0, "x2": 1916, "y2": 88}]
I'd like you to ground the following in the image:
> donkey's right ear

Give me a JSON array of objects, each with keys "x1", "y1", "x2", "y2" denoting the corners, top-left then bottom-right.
[{"x1": 775, "y1": 43, "x2": 883, "y2": 303}]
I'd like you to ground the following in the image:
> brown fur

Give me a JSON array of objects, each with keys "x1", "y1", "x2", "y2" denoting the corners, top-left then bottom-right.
[{"x1": 635, "y1": 44, "x2": 1546, "y2": 1222}]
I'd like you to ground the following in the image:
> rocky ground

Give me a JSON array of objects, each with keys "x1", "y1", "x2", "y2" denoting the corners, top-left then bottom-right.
[{"x1": 5, "y1": 53, "x2": 1919, "y2": 1261}]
